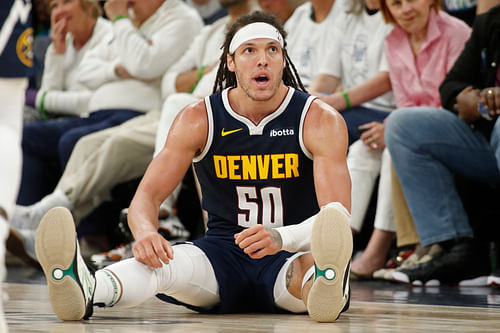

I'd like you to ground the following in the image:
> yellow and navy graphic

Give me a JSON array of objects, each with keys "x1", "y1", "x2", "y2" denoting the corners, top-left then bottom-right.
[
  {"x1": 213, "y1": 153, "x2": 299, "y2": 180},
  {"x1": 221, "y1": 128, "x2": 243, "y2": 137},
  {"x1": 0, "y1": 0, "x2": 33, "y2": 77},
  {"x1": 16, "y1": 26, "x2": 33, "y2": 67},
  {"x1": 195, "y1": 88, "x2": 320, "y2": 236}
]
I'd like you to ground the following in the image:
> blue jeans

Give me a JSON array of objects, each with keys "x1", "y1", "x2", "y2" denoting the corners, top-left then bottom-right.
[
  {"x1": 341, "y1": 106, "x2": 390, "y2": 145},
  {"x1": 385, "y1": 107, "x2": 500, "y2": 246},
  {"x1": 17, "y1": 109, "x2": 142, "y2": 204}
]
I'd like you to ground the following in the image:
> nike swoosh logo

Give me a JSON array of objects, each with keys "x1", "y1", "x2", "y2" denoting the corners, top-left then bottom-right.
[{"x1": 221, "y1": 128, "x2": 243, "y2": 137}]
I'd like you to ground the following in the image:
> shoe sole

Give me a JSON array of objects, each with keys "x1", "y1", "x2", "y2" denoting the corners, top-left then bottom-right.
[
  {"x1": 35, "y1": 207, "x2": 87, "y2": 321},
  {"x1": 307, "y1": 206, "x2": 353, "y2": 322}
]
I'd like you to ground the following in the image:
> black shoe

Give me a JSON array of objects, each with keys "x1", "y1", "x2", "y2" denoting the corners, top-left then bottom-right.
[{"x1": 392, "y1": 239, "x2": 491, "y2": 287}]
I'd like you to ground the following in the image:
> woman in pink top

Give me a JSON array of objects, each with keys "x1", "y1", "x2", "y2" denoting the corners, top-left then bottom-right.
[
  {"x1": 351, "y1": 0, "x2": 471, "y2": 279},
  {"x1": 382, "y1": 0, "x2": 471, "y2": 108}
]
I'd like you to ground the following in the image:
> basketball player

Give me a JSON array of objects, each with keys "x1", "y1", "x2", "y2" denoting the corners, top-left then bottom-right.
[{"x1": 35, "y1": 12, "x2": 353, "y2": 323}]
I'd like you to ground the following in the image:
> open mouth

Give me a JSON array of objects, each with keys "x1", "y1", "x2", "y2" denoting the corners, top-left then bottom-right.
[{"x1": 254, "y1": 74, "x2": 270, "y2": 86}]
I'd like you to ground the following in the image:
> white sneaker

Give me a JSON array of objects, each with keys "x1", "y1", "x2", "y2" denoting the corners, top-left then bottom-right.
[
  {"x1": 307, "y1": 206, "x2": 353, "y2": 322},
  {"x1": 11, "y1": 189, "x2": 72, "y2": 230},
  {"x1": 35, "y1": 207, "x2": 95, "y2": 321}
]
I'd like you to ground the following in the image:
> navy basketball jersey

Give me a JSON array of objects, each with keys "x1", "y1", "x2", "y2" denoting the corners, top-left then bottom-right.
[
  {"x1": 193, "y1": 87, "x2": 320, "y2": 237},
  {"x1": 0, "y1": 0, "x2": 33, "y2": 78}
]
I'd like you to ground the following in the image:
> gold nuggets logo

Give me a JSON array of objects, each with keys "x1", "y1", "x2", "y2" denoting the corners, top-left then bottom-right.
[
  {"x1": 213, "y1": 153, "x2": 300, "y2": 180},
  {"x1": 16, "y1": 27, "x2": 33, "y2": 67}
]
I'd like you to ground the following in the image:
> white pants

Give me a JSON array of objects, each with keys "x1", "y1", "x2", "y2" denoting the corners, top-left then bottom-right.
[{"x1": 347, "y1": 140, "x2": 395, "y2": 232}]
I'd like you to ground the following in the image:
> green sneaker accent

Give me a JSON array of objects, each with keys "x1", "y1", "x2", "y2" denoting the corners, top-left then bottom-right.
[
  {"x1": 52, "y1": 261, "x2": 76, "y2": 281},
  {"x1": 314, "y1": 263, "x2": 336, "y2": 281}
]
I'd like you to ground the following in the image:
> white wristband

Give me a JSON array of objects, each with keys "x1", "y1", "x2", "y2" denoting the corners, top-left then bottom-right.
[{"x1": 276, "y1": 202, "x2": 350, "y2": 253}]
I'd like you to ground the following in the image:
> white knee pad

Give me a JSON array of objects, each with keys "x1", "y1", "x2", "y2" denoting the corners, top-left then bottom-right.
[
  {"x1": 104, "y1": 244, "x2": 219, "y2": 309},
  {"x1": 273, "y1": 252, "x2": 307, "y2": 313}
]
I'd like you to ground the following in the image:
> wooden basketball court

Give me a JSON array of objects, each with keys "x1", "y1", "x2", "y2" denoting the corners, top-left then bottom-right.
[{"x1": 4, "y1": 265, "x2": 500, "y2": 333}]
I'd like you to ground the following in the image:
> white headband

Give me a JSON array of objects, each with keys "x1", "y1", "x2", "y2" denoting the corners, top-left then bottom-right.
[{"x1": 229, "y1": 22, "x2": 284, "y2": 54}]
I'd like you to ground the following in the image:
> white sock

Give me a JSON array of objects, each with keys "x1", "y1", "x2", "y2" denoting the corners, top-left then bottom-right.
[{"x1": 94, "y1": 269, "x2": 122, "y2": 307}]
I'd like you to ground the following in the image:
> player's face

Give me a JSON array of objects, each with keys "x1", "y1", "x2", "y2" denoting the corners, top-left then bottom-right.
[{"x1": 227, "y1": 38, "x2": 286, "y2": 102}]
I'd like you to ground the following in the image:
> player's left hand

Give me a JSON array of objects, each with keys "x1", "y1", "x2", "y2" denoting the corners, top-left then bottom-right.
[
  {"x1": 234, "y1": 225, "x2": 283, "y2": 259},
  {"x1": 132, "y1": 231, "x2": 174, "y2": 268}
]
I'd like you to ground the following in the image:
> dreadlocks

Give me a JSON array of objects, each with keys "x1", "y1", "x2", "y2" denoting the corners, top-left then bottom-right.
[{"x1": 212, "y1": 11, "x2": 306, "y2": 94}]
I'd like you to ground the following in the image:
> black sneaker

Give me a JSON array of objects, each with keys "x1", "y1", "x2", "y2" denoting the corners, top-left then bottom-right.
[
  {"x1": 35, "y1": 207, "x2": 96, "y2": 320},
  {"x1": 392, "y1": 239, "x2": 491, "y2": 287},
  {"x1": 307, "y1": 205, "x2": 352, "y2": 322}
]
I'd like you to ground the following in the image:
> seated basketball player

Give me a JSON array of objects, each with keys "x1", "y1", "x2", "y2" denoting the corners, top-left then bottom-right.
[{"x1": 34, "y1": 12, "x2": 353, "y2": 323}]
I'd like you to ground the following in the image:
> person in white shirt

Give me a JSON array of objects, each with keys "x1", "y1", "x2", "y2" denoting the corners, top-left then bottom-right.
[
  {"x1": 308, "y1": 0, "x2": 396, "y2": 279},
  {"x1": 25, "y1": 0, "x2": 111, "y2": 120},
  {"x1": 285, "y1": 0, "x2": 346, "y2": 87}
]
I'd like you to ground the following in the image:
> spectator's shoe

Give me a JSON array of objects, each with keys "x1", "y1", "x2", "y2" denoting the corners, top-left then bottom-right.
[
  {"x1": 158, "y1": 215, "x2": 190, "y2": 240},
  {"x1": 11, "y1": 189, "x2": 72, "y2": 230},
  {"x1": 372, "y1": 248, "x2": 415, "y2": 280},
  {"x1": 91, "y1": 241, "x2": 135, "y2": 269},
  {"x1": 392, "y1": 240, "x2": 490, "y2": 287},
  {"x1": 35, "y1": 207, "x2": 95, "y2": 321},
  {"x1": 307, "y1": 205, "x2": 353, "y2": 322},
  {"x1": 375, "y1": 244, "x2": 441, "y2": 281},
  {"x1": 488, "y1": 269, "x2": 500, "y2": 286}
]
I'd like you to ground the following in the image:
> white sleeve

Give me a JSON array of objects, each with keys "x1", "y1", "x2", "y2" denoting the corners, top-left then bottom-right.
[
  {"x1": 317, "y1": 24, "x2": 343, "y2": 77},
  {"x1": 275, "y1": 202, "x2": 351, "y2": 253},
  {"x1": 112, "y1": 17, "x2": 202, "y2": 80},
  {"x1": 77, "y1": 34, "x2": 119, "y2": 90},
  {"x1": 161, "y1": 26, "x2": 210, "y2": 98},
  {"x1": 38, "y1": 45, "x2": 66, "y2": 91},
  {"x1": 37, "y1": 90, "x2": 92, "y2": 116},
  {"x1": 379, "y1": 49, "x2": 389, "y2": 72}
]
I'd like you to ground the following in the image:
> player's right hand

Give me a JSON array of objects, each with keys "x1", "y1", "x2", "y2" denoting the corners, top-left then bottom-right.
[{"x1": 132, "y1": 231, "x2": 173, "y2": 268}]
